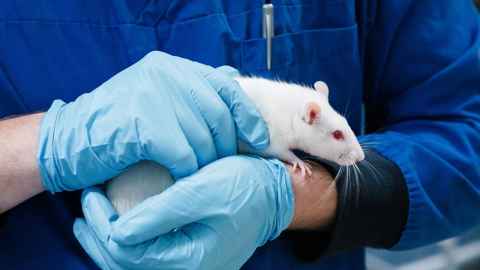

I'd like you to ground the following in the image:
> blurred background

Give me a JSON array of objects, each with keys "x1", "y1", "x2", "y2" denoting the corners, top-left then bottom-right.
[
  {"x1": 366, "y1": 226, "x2": 480, "y2": 270},
  {"x1": 366, "y1": 2, "x2": 480, "y2": 269}
]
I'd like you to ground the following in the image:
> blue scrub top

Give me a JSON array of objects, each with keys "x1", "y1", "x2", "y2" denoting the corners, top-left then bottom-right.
[{"x1": 1, "y1": 1, "x2": 479, "y2": 269}]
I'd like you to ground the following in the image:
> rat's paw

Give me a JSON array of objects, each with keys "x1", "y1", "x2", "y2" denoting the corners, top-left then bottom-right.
[{"x1": 292, "y1": 160, "x2": 312, "y2": 177}]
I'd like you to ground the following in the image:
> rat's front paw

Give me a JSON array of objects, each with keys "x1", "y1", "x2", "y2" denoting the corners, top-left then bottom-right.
[{"x1": 292, "y1": 160, "x2": 312, "y2": 177}]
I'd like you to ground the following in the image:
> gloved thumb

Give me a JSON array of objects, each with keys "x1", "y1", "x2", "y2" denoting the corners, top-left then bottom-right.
[{"x1": 216, "y1": 65, "x2": 240, "y2": 77}]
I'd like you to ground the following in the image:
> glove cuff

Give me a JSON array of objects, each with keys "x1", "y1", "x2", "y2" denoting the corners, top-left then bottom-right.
[
  {"x1": 37, "y1": 100, "x2": 66, "y2": 193},
  {"x1": 267, "y1": 159, "x2": 295, "y2": 241}
]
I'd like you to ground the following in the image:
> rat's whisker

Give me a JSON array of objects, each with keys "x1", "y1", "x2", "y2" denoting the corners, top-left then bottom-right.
[
  {"x1": 334, "y1": 166, "x2": 344, "y2": 182},
  {"x1": 360, "y1": 159, "x2": 383, "y2": 185},
  {"x1": 352, "y1": 164, "x2": 360, "y2": 204},
  {"x1": 363, "y1": 159, "x2": 381, "y2": 177},
  {"x1": 343, "y1": 165, "x2": 352, "y2": 206},
  {"x1": 336, "y1": 165, "x2": 347, "y2": 204},
  {"x1": 360, "y1": 145, "x2": 370, "y2": 152},
  {"x1": 356, "y1": 162, "x2": 365, "y2": 183},
  {"x1": 360, "y1": 142, "x2": 380, "y2": 148}
]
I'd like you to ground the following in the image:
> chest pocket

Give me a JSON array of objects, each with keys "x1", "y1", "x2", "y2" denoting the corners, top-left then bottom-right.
[
  {"x1": 237, "y1": 1, "x2": 363, "y2": 132},
  {"x1": 0, "y1": 0, "x2": 363, "y2": 132},
  {"x1": 149, "y1": 0, "x2": 363, "y2": 132}
]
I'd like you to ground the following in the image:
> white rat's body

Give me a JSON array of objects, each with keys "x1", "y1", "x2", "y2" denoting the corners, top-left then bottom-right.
[
  {"x1": 236, "y1": 77, "x2": 364, "y2": 170},
  {"x1": 107, "y1": 77, "x2": 364, "y2": 214},
  {"x1": 236, "y1": 78, "x2": 314, "y2": 170},
  {"x1": 106, "y1": 161, "x2": 174, "y2": 215}
]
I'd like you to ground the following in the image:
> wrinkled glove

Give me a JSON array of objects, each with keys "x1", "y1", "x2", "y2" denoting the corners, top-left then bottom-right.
[
  {"x1": 37, "y1": 51, "x2": 269, "y2": 192},
  {"x1": 74, "y1": 155, "x2": 294, "y2": 270}
]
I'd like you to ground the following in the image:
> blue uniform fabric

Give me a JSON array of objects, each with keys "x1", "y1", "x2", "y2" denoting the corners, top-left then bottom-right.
[{"x1": 0, "y1": 0, "x2": 479, "y2": 269}]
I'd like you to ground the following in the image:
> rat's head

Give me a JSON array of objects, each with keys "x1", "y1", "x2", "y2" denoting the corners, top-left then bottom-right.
[{"x1": 295, "y1": 81, "x2": 365, "y2": 166}]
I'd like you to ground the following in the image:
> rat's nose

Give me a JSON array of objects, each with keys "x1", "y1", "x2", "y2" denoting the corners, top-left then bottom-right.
[
  {"x1": 356, "y1": 150, "x2": 365, "y2": 162},
  {"x1": 347, "y1": 149, "x2": 365, "y2": 164}
]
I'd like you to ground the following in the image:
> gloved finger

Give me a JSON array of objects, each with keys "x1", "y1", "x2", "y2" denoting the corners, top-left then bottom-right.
[
  {"x1": 76, "y1": 219, "x2": 152, "y2": 270},
  {"x1": 73, "y1": 219, "x2": 123, "y2": 270},
  {"x1": 81, "y1": 187, "x2": 118, "y2": 243},
  {"x1": 113, "y1": 223, "x2": 214, "y2": 269},
  {"x1": 188, "y1": 78, "x2": 237, "y2": 159},
  {"x1": 205, "y1": 69, "x2": 270, "y2": 150},
  {"x1": 216, "y1": 65, "x2": 241, "y2": 77},
  {"x1": 144, "y1": 111, "x2": 199, "y2": 179},
  {"x1": 145, "y1": 54, "x2": 217, "y2": 167},
  {"x1": 162, "y1": 54, "x2": 268, "y2": 153},
  {"x1": 168, "y1": 59, "x2": 237, "y2": 159},
  {"x1": 133, "y1": 61, "x2": 201, "y2": 179},
  {"x1": 166, "y1": 79, "x2": 218, "y2": 166},
  {"x1": 168, "y1": 53, "x2": 216, "y2": 77},
  {"x1": 111, "y1": 178, "x2": 209, "y2": 245}
]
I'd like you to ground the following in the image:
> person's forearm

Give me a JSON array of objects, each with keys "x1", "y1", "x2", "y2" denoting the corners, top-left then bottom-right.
[
  {"x1": 0, "y1": 113, "x2": 44, "y2": 213},
  {"x1": 284, "y1": 149, "x2": 409, "y2": 261},
  {"x1": 287, "y1": 161, "x2": 337, "y2": 230}
]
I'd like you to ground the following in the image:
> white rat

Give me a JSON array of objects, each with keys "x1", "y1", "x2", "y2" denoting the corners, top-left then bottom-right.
[
  {"x1": 106, "y1": 77, "x2": 364, "y2": 214},
  {"x1": 236, "y1": 77, "x2": 364, "y2": 173}
]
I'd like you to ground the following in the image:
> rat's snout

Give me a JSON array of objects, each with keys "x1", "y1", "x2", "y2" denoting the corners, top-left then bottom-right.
[
  {"x1": 338, "y1": 148, "x2": 365, "y2": 166},
  {"x1": 348, "y1": 149, "x2": 365, "y2": 163},
  {"x1": 355, "y1": 149, "x2": 365, "y2": 162},
  {"x1": 351, "y1": 139, "x2": 365, "y2": 163}
]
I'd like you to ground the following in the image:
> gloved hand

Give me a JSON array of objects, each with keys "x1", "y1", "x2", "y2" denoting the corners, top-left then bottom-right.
[
  {"x1": 37, "y1": 51, "x2": 269, "y2": 192},
  {"x1": 73, "y1": 155, "x2": 294, "y2": 270}
]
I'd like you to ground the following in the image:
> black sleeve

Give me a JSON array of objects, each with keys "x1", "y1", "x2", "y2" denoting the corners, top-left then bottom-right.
[
  {"x1": 0, "y1": 212, "x2": 6, "y2": 232},
  {"x1": 284, "y1": 149, "x2": 409, "y2": 261}
]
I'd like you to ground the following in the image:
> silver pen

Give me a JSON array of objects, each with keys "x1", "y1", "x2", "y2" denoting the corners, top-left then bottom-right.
[{"x1": 262, "y1": 3, "x2": 274, "y2": 70}]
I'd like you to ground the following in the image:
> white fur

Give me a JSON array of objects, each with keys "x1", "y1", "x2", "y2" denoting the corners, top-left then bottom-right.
[
  {"x1": 106, "y1": 161, "x2": 173, "y2": 215},
  {"x1": 236, "y1": 76, "x2": 364, "y2": 166},
  {"x1": 106, "y1": 77, "x2": 364, "y2": 214}
]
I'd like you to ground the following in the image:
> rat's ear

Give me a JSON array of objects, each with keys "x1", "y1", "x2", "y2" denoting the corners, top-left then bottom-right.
[
  {"x1": 314, "y1": 81, "x2": 329, "y2": 98},
  {"x1": 303, "y1": 102, "x2": 321, "y2": 125}
]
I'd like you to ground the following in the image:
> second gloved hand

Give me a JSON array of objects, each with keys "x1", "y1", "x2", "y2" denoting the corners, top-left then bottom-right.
[
  {"x1": 74, "y1": 155, "x2": 294, "y2": 270},
  {"x1": 37, "y1": 51, "x2": 269, "y2": 192}
]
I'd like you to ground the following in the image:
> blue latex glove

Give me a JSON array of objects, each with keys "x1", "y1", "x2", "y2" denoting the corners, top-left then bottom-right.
[
  {"x1": 37, "y1": 51, "x2": 269, "y2": 192},
  {"x1": 73, "y1": 156, "x2": 294, "y2": 270}
]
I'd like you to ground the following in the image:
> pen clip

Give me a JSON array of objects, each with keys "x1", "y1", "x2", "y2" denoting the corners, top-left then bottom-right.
[{"x1": 262, "y1": 3, "x2": 274, "y2": 70}]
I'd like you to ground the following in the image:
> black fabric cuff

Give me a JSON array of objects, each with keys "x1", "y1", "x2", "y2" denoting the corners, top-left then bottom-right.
[{"x1": 286, "y1": 149, "x2": 409, "y2": 260}]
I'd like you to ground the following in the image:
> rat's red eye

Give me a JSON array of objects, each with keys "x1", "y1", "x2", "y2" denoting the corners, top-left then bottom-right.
[{"x1": 332, "y1": 130, "x2": 345, "y2": 141}]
